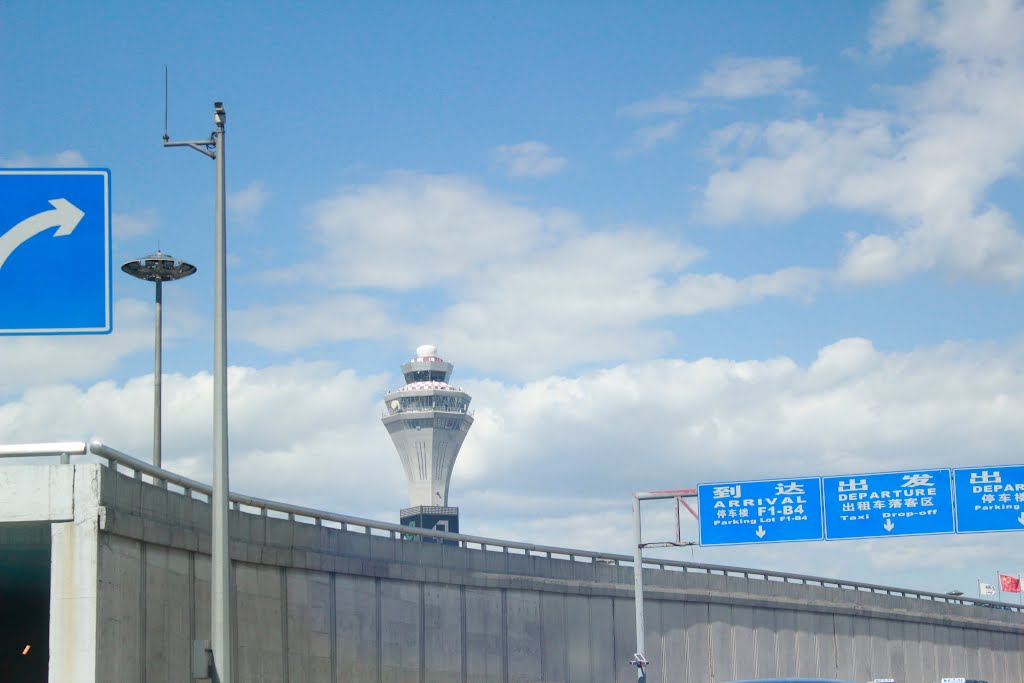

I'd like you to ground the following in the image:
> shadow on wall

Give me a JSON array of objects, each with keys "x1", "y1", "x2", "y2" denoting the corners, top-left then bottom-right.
[{"x1": 0, "y1": 523, "x2": 50, "y2": 682}]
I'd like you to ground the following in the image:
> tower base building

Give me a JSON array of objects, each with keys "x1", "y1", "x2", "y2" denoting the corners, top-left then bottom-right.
[{"x1": 399, "y1": 506, "x2": 460, "y2": 545}]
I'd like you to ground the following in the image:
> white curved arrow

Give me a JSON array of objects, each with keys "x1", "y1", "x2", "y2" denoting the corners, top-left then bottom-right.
[{"x1": 0, "y1": 198, "x2": 85, "y2": 271}]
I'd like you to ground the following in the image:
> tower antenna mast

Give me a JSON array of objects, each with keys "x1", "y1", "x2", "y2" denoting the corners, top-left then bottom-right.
[{"x1": 163, "y1": 65, "x2": 168, "y2": 143}]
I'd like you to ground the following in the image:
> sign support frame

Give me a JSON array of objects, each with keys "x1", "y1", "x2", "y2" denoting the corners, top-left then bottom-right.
[{"x1": 631, "y1": 489, "x2": 697, "y2": 683}]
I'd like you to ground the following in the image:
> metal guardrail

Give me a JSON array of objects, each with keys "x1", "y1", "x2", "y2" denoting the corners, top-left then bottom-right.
[
  {"x1": 0, "y1": 442, "x2": 86, "y2": 464},
  {"x1": 0, "y1": 440, "x2": 1020, "y2": 613}
]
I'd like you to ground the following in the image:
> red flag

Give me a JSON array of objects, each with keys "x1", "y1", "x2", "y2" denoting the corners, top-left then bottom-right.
[{"x1": 999, "y1": 574, "x2": 1021, "y2": 593}]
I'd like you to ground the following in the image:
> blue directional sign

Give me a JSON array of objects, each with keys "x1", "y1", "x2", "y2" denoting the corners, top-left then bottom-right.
[
  {"x1": 0, "y1": 169, "x2": 111, "y2": 334},
  {"x1": 953, "y1": 465, "x2": 1024, "y2": 533},
  {"x1": 822, "y1": 468, "x2": 954, "y2": 540},
  {"x1": 698, "y1": 476, "x2": 823, "y2": 546}
]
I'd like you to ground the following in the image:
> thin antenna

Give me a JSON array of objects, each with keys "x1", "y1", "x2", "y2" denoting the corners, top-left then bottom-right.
[{"x1": 163, "y1": 65, "x2": 169, "y2": 143}]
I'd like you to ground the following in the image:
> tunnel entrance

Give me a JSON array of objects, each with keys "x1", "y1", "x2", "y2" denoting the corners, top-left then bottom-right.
[{"x1": 0, "y1": 523, "x2": 50, "y2": 681}]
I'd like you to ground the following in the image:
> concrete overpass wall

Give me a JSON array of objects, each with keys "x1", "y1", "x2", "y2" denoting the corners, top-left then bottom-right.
[{"x1": 3, "y1": 463, "x2": 1023, "y2": 682}]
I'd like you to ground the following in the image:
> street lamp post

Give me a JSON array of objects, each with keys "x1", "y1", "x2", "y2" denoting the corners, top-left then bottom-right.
[
  {"x1": 163, "y1": 101, "x2": 231, "y2": 683},
  {"x1": 121, "y1": 251, "x2": 196, "y2": 470}
]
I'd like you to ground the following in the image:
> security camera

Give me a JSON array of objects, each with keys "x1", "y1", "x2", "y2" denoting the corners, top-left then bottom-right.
[{"x1": 630, "y1": 653, "x2": 648, "y2": 668}]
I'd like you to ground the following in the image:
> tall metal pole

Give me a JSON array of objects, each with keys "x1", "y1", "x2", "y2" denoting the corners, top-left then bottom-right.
[
  {"x1": 122, "y1": 251, "x2": 196, "y2": 470},
  {"x1": 211, "y1": 102, "x2": 231, "y2": 683},
  {"x1": 632, "y1": 494, "x2": 646, "y2": 683},
  {"x1": 154, "y1": 278, "x2": 163, "y2": 469},
  {"x1": 161, "y1": 101, "x2": 231, "y2": 683}
]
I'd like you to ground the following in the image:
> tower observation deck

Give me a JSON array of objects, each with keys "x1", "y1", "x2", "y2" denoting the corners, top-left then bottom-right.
[{"x1": 382, "y1": 345, "x2": 473, "y2": 535}]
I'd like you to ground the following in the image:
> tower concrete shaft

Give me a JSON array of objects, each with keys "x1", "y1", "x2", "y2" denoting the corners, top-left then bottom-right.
[{"x1": 382, "y1": 345, "x2": 473, "y2": 508}]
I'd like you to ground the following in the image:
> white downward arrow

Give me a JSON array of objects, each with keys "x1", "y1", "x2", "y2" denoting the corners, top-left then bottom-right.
[
  {"x1": 1017, "y1": 512, "x2": 1024, "y2": 526},
  {"x1": 0, "y1": 199, "x2": 85, "y2": 271},
  {"x1": 755, "y1": 526, "x2": 766, "y2": 538},
  {"x1": 883, "y1": 519, "x2": 895, "y2": 532}
]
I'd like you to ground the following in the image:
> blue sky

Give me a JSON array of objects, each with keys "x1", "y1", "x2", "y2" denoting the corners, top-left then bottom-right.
[{"x1": 2, "y1": 0, "x2": 1024, "y2": 597}]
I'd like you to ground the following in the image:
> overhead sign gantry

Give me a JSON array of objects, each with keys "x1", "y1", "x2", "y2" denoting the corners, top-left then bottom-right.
[
  {"x1": 697, "y1": 464, "x2": 1024, "y2": 546},
  {"x1": 634, "y1": 463, "x2": 1024, "y2": 682}
]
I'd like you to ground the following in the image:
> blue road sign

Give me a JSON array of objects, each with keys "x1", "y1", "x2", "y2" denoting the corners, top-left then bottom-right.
[
  {"x1": 822, "y1": 468, "x2": 954, "y2": 540},
  {"x1": 698, "y1": 476, "x2": 823, "y2": 546},
  {"x1": 0, "y1": 169, "x2": 111, "y2": 335},
  {"x1": 954, "y1": 465, "x2": 1024, "y2": 533}
]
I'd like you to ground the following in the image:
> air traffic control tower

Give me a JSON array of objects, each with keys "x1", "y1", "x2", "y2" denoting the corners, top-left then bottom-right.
[{"x1": 382, "y1": 345, "x2": 473, "y2": 538}]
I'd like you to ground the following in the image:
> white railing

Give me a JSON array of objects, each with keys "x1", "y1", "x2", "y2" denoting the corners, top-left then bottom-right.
[{"x1": 0, "y1": 442, "x2": 86, "y2": 464}]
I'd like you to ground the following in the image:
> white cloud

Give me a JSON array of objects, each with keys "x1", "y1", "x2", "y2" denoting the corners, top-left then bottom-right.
[
  {"x1": 871, "y1": 0, "x2": 1024, "y2": 60},
  {"x1": 457, "y1": 336, "x2": 1024, "y2": 504},
  {"x1": 840, "y1": 208, "x2": 1024, "y2": 284},
  {"x1": 0, "y1": 299, "x2": 159, "y2": 396},
  {"x1": 426, "y1": 231, "x2": 823, "y2": 376},
  {"x1": 622, "y1": 121, "x2": 683, "y2": 156},
  {"x1": 255, "y1": 175, "x2": 823, "y2": 372},
  {"x1": 491, "y1": 142, "x2": 567, "y2": 178},
  {"x1": 704, "y1": 122, "x2": 762, "y2": 166},
  {"x1": 113, "y1": 210, "x2": 158, "y2": 240},
  {"x1": 271, "y1": 172, "x2": 575, "y2": 290},
  {"x1": 869, "y1": 0, "x2": 933, "y2": 52},
  {"x1": 0, "y1": 150, "x2": 88, "y2": 168},
  {"x1": 228, "y1": 181, "x2": 269, "y2": 224},
  {"x1": 695, "y1": 56, "x2": 807, "y2": 99},
  {"x1": 0, "y1": 293, "x2": 206, "y2": 401},
  {"x1": 622, "y1": 56, "x2": 807, "y2": 118},
  {"x1": 232, "y1": 295, "x2": 398, "y2": 352},
  {"x1": 619, "y1": 56, "x2": 807, "y2": 154},
  {"x1": 702, "y1": 111, "x2": 897, "y2": 224},
  {"x1": 700, "y1": 1, "x2": 1024, "y2": 284}
]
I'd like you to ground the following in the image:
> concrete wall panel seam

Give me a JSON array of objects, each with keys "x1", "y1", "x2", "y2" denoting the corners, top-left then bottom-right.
[
  {"x1": 419, "y1": 581, "x2": 426, "y2": 683},
  {"x1": 460, "y1": 585, "x2": 468, "y2": 683},
  {"x1": 139, "y1": 542, "x2": 147, "y2": 683},
  {"x1": 280, "y1": 567, "x2": 290, "y2": 683},
  {"x1": 329, "y1": 572, "x2": 337, "y2": 683},
  {"x1": 375, "y1": 576, "x2": 383, "y2": 683}
]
